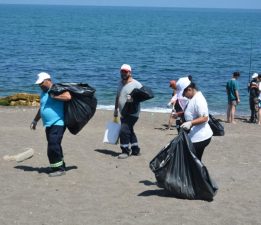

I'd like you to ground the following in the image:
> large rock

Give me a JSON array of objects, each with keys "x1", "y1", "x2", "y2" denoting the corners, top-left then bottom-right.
[{"x1": 0, "y1": 93, "x2": 40, "y2": 106}]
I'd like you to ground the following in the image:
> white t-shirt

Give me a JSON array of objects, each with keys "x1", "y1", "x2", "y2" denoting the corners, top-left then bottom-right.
[{"x1": 184, "y1": 91, "x2": 213, "y2": 143}]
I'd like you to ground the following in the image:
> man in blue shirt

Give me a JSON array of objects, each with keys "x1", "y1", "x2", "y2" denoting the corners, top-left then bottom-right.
[
  {"x1": 226, "y1": 71, "x2": 240, "y2": 124},
  {"x1": 31, "y1": 72, "x2": 71, "y2": 177}
]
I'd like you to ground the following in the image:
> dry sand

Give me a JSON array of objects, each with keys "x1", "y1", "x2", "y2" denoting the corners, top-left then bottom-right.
[{"x1": 0, "y1": 106, "x2": 260, "y2": 225}]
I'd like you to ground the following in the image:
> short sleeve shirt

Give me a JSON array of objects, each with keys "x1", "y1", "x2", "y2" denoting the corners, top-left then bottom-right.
[
  {"x1": 184, "y1": 91, "x2": 213, "y2": 143},
  {"x1": 117, "y1": 79, "x2": 142, "y2": 117},
  {"x1": 226, "y1": 79, "x2": 239, "y2": 101},
  {"x1": 40, "y1": 91, "x2": 65, "y2": 127}
]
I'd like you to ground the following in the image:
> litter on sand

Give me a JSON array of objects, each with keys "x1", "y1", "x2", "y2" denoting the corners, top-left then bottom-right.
[{"x1": 3, "y1": 148, "x2": 34, "y2": 162}]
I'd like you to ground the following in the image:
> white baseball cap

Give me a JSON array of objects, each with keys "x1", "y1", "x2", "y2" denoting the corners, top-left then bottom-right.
[
  {"x1": 35, "y1": 72, "x2": 51, "y2": 84},
  {"x1": 176, "y1": 77, "x2": 191, "y2": 98},
  {"x1": 120, "y1": 64, "x2": 132, "y2": 72},
  {"x1": 252, "y1": 73, "x2": 258, "y2": 79}
]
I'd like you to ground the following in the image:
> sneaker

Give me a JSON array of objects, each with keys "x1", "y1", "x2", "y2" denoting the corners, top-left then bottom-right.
[
  {"x1": 48, "y1": 170, "x2": 66, "y2": 177},
  {"x1": 118, "y1": 153, "x2": 129, "y2": 159},
  {"x1": 132, "y1": 152, "x2": 141, "y2": 156},
  {"x1": 131, "y1": 147, "x2": 140, "y2": 156}
]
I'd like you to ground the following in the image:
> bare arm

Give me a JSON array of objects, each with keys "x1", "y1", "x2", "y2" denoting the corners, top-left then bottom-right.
[
  {"x1": 191, "y1": 115, "x2": 209, "y2": 126},
  {"x1": 50, "y1": 91, "x2": 71, "y2": 101},
  {"x1": 33, "y1": 108, "x2": 41, "y2": 122},
  {"x1": 235, "y1": 90, "x2": 240, "y2": 103},
  {"x1": 114, "y1": 95, "x2": 119, "y2": 117},
  {"x1": 30, "y1": 108, "x2": 41, "y2": 130}
]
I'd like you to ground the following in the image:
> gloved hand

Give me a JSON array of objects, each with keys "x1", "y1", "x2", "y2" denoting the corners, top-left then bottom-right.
[
  {"x1": 180, "y1": 121, "x2": 192, "y2": 130},
  {"x1": 30, "y1": 120, "x2": 37, "y2": 130},
  {"x1": 126, "y1": 94, "x2": 133, "y2": 102},
  {"x1": 113, "y1": 109, "x2": 118, "y2": 118}
]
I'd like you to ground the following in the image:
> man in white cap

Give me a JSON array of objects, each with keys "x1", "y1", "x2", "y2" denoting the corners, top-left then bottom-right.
[
  {"x1": 114, "y1": 64, "x2": 143, "y2": 159},
  {"x1": 249, "y1": 73, "x2": 259, "y2": 123},
  {"x1": 30, "y1": 72, "x2": 71, "y2": 177}
]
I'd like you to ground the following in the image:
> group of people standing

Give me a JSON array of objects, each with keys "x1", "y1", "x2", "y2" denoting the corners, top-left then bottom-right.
[{"x1": 226, "y1": 71, "x2": 261, "y2": 125}]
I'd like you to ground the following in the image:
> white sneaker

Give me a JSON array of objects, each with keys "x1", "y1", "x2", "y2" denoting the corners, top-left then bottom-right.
[{"x1": 118, "y1": 153, "x2": 129, "y2": 159}]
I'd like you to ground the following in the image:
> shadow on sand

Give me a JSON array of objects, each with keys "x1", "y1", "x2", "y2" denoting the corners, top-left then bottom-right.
[
  {"x1": 94, "y1": 149, "x2": 120, "y2": 157},
  {"x1": 14, "y1": 165, "x2": 78, "y2": 174}
]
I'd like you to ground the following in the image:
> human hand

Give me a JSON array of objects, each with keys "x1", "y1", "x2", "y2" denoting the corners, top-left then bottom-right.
[
  {"x1": 126, "y1": 95, "x2": 133, "y2": 102},
  {"x1": 30, "y1": 120, "x2": 37, "y2": 130},
  {"x1": 167, "y1": 102, "x2": 172, "y2": 108},
  {"x1": 113, "y1": 109, "x2": 118, "y2": 118},
  {"x1": 180, "y1": 121, "x2": 192, "y2": 130},
  {"x1": 171, "y1": 112, "x2": 178, "y2": 119}
]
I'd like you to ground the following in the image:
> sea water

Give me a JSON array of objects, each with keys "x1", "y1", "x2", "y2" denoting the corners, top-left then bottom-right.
[{"x1": 0, "y1": 4, "x2": 261, "y2": 115}]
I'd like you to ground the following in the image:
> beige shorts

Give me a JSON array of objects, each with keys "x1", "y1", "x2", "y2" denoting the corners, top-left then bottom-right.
[{"x1": 228, "y1": 100, "x2": 237, "y2": 106}]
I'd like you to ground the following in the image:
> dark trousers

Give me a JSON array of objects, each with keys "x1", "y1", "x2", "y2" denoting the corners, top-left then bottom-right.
[
  {"x1": 120, "y1": 115, "x2": 140, "y2": 155},
  {"x1": 249, "y1": 97, "x2": 258, "y2": 122},
  {"x1": 193, "y1": 138, "x2": 211, "y2": 161},
  {"x1": 174, "y1": 101, "x2": 185, "y2": 133},
  {"x1": 45, "y1": 125, "x2": 66, "y2": 170}
]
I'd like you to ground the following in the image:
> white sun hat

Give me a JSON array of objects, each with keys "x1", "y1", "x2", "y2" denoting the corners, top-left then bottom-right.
[
  {"x1": 35, "y1": 72, "x2": 51, "y2": 84},
  {"x1": 176, "y1": 77, "x2": 191, "y2": 98}
]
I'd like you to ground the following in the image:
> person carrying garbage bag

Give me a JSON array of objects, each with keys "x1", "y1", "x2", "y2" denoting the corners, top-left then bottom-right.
[
  {"x1": 30, "y1": 72, "x2": 71, "y2": 177},
  {"x1": 113, "y1": 64, "x2": 143, "y2": 159},
  {"x1": 179, "y1": 77, "x2": 213, "y2": 161},
  {"x1": 150, "y1": 77, "x2": 217, "y2": 201}
]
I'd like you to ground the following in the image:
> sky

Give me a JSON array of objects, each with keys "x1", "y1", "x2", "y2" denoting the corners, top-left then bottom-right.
[{"x1": 0, "y1": 0, "x2": 261, "y2": 9}]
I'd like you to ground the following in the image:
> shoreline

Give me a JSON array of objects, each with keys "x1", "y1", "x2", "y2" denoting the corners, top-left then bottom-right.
[{"x1": 0, "y1": 104, "x2": 252, "y2": 118}]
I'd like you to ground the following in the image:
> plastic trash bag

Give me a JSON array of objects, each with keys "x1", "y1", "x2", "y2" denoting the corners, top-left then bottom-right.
[
  {"x1": 121, "y1": 86, "x2": 154, "y2": 116},
  {"x1": 150, "y1": 129, "x2": 218, "y2": 201},
  {"x1": 208, "y1": 114, "x2": 225, "y2": 136},
  {"x1": 49, "y1": 83, "x2": 97, "y2": 135},
  {"x1": 130, "y1": 86, "x2": 154, "y2": 102},
  {"x1": 103, "y1": 119, "x2": 121, "y2": 144}
]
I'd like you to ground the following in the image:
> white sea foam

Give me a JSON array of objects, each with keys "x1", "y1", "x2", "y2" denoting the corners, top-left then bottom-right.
[{"x1": 97, "y1": 104, "x2": 228, "y2": 115}]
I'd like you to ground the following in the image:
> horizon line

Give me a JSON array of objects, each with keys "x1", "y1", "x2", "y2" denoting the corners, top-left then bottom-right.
[{"x1": 0, "y1": 3, "x2": 261, "y2": 10}]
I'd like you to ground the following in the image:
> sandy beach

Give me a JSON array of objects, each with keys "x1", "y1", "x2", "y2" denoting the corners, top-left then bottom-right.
[{"x1": 0, "y1": 106, "x2": 260, "y2": 225}]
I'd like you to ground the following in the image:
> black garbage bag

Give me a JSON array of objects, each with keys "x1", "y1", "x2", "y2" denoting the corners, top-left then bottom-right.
[
  {"x1": 121, "y1": 86, "x2": 154, "y2": 116},
  {"x1": 49, "y1": 83, "x2": 97, "y2": 135},
  {"x1": 149, "y1": 129, "x2": 218, "y2": 201},
  {"x1": 130, "y1": 86, "x2": 154, "y2": 102},
  {"x1": 121, "y1": 102, "x2": 139, "y2": 117},
  {"x1": 208, "y1": 114, "x2": 225, "y2": 136}
]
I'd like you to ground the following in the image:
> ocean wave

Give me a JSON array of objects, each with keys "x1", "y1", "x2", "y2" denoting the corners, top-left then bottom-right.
[{"x1": 97, "y1": 104, "x2": 228, "y2": 115}]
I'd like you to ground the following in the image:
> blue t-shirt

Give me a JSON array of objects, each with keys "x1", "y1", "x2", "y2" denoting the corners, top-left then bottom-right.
[
  {"x1": 226, "y1": 79, "x2": 239, "y2": 101},
  {"x1": 40, "y1": 91, "x2": 65, "y2": 127}
]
